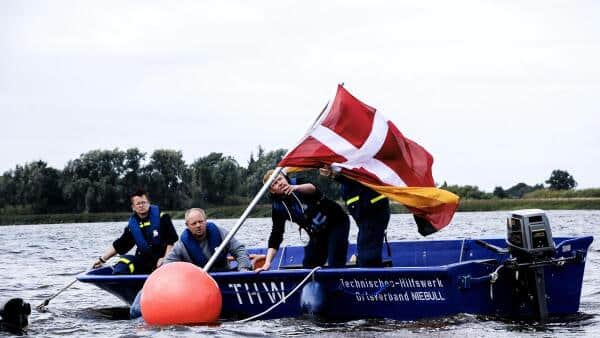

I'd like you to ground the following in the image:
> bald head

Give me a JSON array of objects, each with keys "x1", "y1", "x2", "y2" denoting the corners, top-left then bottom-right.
[
  {"x1": 185, "y1": 208, "x2": 206, "y2": 224},
  {"x1": 184, "y1": 208, "x2": 208, "y2": 239}
]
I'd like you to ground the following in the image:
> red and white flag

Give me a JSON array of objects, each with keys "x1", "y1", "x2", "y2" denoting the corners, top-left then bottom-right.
[{"x1": 278, "y1": 85, "x2": 459, "y2": 235}]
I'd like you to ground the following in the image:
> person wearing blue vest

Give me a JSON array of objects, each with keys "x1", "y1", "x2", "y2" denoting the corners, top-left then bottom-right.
[
  {"x1": 92, "y1": 189, "x2": 178, "y2": 274},
  {"x1": 254, "y1": 170, "x2": 350, "y2": 272},
  {"x1": 129, "y1": 207, "x2": 252, "y2": 319},
  {"x1": 162, "y1": 208, "x2": 251, "y2": 272},
  {"x1": 320, "y1": 166, "x2": 390, "y2": 267}
]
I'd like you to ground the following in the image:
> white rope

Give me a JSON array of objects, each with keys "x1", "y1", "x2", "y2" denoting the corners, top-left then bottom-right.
[
  {"x1": 235, "y1": 266, "x2": 322, "y2": 323},
  {"x1": 281, "y1": 200, "x2": 294, "y2": 223},
  {"x1": 291, "y1": 192, "x2": 305, "y2": 213},
  {"x1": 281, "y1": 192, "x2": 310, "y2": 245},
  {"x1": 458, "y1": 238, "x2": 466, "y2": 263},
  {"x1": 489, "y1": 264, "x2": 504, "y2": 300},
  {"x1": 280, "y1": 191, "x2": 305, "y2": 223},
  {"x1": 277, "y1": 246, "x2": 286, "y2": 269}
]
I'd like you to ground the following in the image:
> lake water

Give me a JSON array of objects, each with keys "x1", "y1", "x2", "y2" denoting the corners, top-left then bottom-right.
[{"x1": 1, "y1": 210, "x2": 599, "y2": 337}]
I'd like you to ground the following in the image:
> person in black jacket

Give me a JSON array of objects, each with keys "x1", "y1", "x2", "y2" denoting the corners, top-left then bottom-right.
[
  {"x1": 321, "y1": 166, "x2": 390, "y2": 267},
  {"x1": 92, "y1": 189, "x2": 178, "y2": 274},
  {"x1": 255, "y1": 170, "x2": 350, "y2": 272}
]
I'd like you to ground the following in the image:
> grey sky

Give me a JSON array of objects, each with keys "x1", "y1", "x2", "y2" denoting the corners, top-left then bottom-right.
[{"x1": 1, "y1": 1, "x2": 599, "y2": 192}]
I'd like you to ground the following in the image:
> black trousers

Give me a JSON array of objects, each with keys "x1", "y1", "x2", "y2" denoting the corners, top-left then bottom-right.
[
  {"x1": 302, "y1": 215, "x2": 350, "y2": 268},
  {"x1": 354, "y1": 204, "x2": 391, "y2": 267}
]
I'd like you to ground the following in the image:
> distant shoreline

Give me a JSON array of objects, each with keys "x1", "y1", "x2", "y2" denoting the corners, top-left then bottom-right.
[{"x1": 1, "y1": 198, "x2": 599, "y2": 226}]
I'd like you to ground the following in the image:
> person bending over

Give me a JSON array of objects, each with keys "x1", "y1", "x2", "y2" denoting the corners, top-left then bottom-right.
[
  {"x1": 321, "y1": 166, "x2": 390, "y2": 267},
  {"x1": 255, "y1": 170, "x2": 350, "y2": 272}
]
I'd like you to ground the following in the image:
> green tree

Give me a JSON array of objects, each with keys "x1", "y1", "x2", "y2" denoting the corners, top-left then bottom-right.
[
  {"x1": 493, "y1": 186, "x2": 507, "y2": 199},
  {"x1": 243, "y1": 147, "x2": 287, "y2": 200},
  {"x1": 190, "y1": 153, "x2": 242, "y2": 205},
  {"x1": 545, "y1": 169, "x2": 577, "y2": 190},
  {"x1": 0, "y1": 161, "x2": 63, "y2": 213},
  {"x1": 122, "y1": 148, "x2": 146, "y2": 189},
  {"x1": 143, "y1": 149, "x2": 190, "y2": 210},
  {"x1": 0, "y1": 171, "x2": 18, "y2": 209},
  {"x1": 61, "y1": 149, "x2": 129, "y2": 212},
  {"x1": 505, "y1": 182, "x2": 544, "y2": 198}
]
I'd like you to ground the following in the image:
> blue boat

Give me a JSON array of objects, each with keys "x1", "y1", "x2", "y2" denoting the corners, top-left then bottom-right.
[{"x1": 78, "y1": 210, "x2": 593, "y2": 321}]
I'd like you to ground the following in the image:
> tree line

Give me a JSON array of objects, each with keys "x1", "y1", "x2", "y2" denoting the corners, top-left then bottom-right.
[
  {"x1": 441, "y1": 169, "x2": 577, "y2": 199},
  {"x1": 0, "y1": 147, "x2": 580, "y2": 215},
  {"x1": 0, "y1": 147, "x2": 339, "y2": 214}
]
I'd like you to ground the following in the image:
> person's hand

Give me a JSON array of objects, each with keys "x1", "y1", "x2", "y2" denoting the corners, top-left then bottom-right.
[
  {"x1": 319, "y1": 167, "x2": 332, "y2": 177},
  {"x1": 320, "y1": 165, "x2": 339, "y2": 178},
  {"x1": 254, "y1": 261, "x2": 271, "y2": 273},
  {"x1": 281, "y1": 184, "x2": 296, "y2": 195},
  {"x1": 92, "y1": 257, "x2": 105, "y2": 269}
]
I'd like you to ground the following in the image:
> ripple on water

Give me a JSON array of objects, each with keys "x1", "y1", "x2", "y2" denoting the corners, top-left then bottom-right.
[{"x1": 3, "y1": 211, "x2": 600, "y2": 337}]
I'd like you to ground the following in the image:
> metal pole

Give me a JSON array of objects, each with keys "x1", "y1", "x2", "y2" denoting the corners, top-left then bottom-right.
[
  {"x1": 203, "y1": 100, "x2": 332, "y2": 272},
  {"x1": 203, "y1": 167, "x2": 283, "y2": 271}
]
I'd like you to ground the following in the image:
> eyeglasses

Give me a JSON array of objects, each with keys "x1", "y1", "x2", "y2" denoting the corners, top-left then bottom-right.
[{"x1": 134, "y1": 201, "x2": 148, "y2": 206}]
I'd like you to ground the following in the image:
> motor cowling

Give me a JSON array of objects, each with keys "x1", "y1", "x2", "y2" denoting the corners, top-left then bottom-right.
[{"x1": 506, "y1": 209, "x2": 555, "y2": 260}]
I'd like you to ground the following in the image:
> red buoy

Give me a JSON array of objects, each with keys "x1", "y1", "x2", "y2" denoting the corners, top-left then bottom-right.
[{"x1": 140, "y1": 262, "x2": 222, "y2": 325}]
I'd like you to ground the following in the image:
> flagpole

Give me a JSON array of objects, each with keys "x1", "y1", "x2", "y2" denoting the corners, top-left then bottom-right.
[{"x1": 203, "y1": 101, "x2": 331, "y2": 272}]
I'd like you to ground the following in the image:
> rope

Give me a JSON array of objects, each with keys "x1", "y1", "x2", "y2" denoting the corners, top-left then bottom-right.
[
  {"x1": 488, "y1": 264, "x2": 504, "y2": 300},
  {"x1": 458, "y1": 238, "x2": 466, "y2": 263},
  {"x1": 277, "y1": 246, "x2": 286, "y2": 269},
  {"x1": 281, "y1": 194, "x2": 310, "y2": 245},
  {"x1": 36, "y1": 279, "x2": 77, "y2": 310},
  {"x1": 235, "y1": 266, "x2": 322, "y2": 323}
]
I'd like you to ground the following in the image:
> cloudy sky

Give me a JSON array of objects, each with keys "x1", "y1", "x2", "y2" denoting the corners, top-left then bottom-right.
[{"x1": 1, "y1": 1, "x2": 598, "y2": 192}]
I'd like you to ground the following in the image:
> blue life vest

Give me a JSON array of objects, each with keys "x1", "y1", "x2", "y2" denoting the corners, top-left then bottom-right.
[
  {"x1": 273, "y1": 192, "x2": 329, "y2": 235},
  {"x1": 180, "y1": 222, "x2": 227, "y2": 269},
  {"x1": 127, "y1": 204, "x2": 162, "y2": 255}
]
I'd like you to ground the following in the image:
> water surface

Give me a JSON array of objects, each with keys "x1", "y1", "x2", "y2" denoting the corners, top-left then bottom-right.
[{"x1": 1, "y1": 210, "x2": 598, "y2": 337}]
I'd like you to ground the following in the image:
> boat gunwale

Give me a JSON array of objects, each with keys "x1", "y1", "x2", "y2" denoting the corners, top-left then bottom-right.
[{"x1": 76, "y1": 236, "x2": 594, "y2": 283}]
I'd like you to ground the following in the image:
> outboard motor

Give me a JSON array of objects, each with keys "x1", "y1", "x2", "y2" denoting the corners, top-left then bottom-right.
[
  {"x1": 505, "y1": 209, "x2": 555, "y2": 321},
  {"x1": 506, "y1": 209, "x2": 555, "y2": 259}
]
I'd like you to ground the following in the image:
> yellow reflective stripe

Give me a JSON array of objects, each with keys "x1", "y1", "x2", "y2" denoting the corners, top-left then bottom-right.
[
  {"x1": 370, "y1": 194, "x2": 387, "y2": 204},
  {"x1": 346, "y1": 196, "x2": 360, "y2": 205},
  {"x1": 139, "y1": 221, "x2": 151, "y2": 228},
  {"x1": 118, "y1": 257, "x2": 135, "y2": 273},
  {"x1": 160, "y1": 212, "x2": 164, "y2": 217},
  {"x1": 118, "y1": 257, "x2": 131, "y2": 264}
]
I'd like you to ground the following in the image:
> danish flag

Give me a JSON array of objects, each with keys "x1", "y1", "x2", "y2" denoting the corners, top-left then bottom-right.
[{"x1": 278, "y1": 85, "x2": 459, "y2": 234}]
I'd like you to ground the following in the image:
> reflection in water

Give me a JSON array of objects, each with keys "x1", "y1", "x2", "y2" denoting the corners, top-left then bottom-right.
[
  {"x1": 1, "y1": 210, "x2": 599, "y2": 337},
  {"x1": 87, "y1": 307, "x2": 132, "y2": 320}
]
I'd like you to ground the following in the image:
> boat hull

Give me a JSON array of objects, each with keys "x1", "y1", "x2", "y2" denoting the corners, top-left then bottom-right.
[{"x1": 77, "y1": 236, "x2": 593, "y2": 321}]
